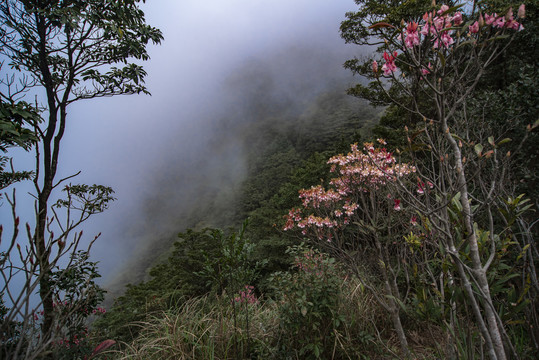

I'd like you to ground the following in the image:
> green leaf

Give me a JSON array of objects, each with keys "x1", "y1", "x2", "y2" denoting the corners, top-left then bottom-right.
[
  {"x1": 487, "y1": 34, "x2": 510, "y2": 42},
  {"x1": 474, "y1": 143, "x2": 483, "y2": 156},
  {"x1": 497, "y1": 138, "x2": 512, "y2": 146},
  {"x1": 437, "y1": 51, "x2": 446, "y2": 67}
]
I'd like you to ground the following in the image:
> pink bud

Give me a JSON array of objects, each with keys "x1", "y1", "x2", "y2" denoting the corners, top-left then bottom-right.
[
  {"x1": 372, "y1": 60, "x2": 378, "y2": 74},
  {"x1": 437, "y1": 4, "x2": 449, "y2": 16},
  {"x1": 469, "y1": 21, "x2": 480, "y2": 33},
  {"x1": 452, "y1": 12, "x2": 463, "y2": 25},
  {"x1": 518, "y1": 4, "x2": 525, "y2": 19}
]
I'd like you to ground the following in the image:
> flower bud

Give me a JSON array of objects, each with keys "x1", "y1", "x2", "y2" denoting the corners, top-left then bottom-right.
[
  {"x1": 372, "y1": 60, "x2": 378, "y2": 74},
  {"x1": 518, "y1": 4, "x2": 525, "y2": 19},
  {"x1": 478, "y1": 14, "x2": 485, "y2": 27}
]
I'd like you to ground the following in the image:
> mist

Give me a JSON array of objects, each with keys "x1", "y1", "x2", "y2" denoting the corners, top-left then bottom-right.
[{"x1": 9, "y1": 0, "x2": 368, "y2": 292}]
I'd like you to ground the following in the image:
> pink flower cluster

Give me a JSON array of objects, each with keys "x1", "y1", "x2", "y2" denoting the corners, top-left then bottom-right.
[
  {"x1": 284, "y1": 142, "x2": 415, "y2": 236},
  {"x1": 92, "y1": 307, "x2": 106, "y2": 315},
  {"x1": 327, "y1": 143, "x2": 415, "y2": 192},
  {"x1": 233, "y1": 285, "x2": 258, "y2": 305},
  {"x1": 417, "y1": 180, "x2": 434, "y2": 195},
  {"x1": 375, "y1": 4, "x2": 526, "y2": 75},
  {"x1": 299, "y1": 185, "x2": 341, "y2": 208},
  {"x1": 470, "y1": 5, "x2": 525, "y2": 33},
  {"x1": 381, "y1": 51, "x2": 398, "y2": 75}
]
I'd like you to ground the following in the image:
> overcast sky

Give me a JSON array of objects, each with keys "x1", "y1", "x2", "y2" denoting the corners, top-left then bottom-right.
[{"x1": 3, "y1": 0, "x2": 364, "y2": 285}]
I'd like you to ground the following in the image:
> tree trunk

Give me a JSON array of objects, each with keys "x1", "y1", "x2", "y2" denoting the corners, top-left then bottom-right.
[{"x1": 443, "y1": 120, "x2": 507, "y2": 360}]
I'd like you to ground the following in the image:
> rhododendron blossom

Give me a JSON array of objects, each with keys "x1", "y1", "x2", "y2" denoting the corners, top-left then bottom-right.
[
  {"x1": 417, "y1": 181, "x2": 434, "y2": 195},
  {"x1": 373, "y1": 4, "x2": 525, "y2": 77},
  {"x1": 452, "y1": 12, "x2": 463, "y2": 25},
  {"x1": 404, "y1": 21, "x2": 420, "y2": 48},
  {"x1": 485, "y1": 13, "x2": 497, "y2": 25},
  {"x1": 493, "y1": 16, "x2": 505, "y2": 28},
  {"x1": 434, "y1": 31, "x2": 454, "y2": 49},
  {"x1": 381, "y1": 51, "x2": 398, "y2": 75},
  {"x1": 437, "y1": 4, "x2": 449, "y2": 16},
  {"x1": 284, "y1": 142, "x2": 415, "y2": 237}
]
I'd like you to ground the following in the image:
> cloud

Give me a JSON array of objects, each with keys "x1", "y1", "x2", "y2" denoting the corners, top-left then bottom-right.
[{"x1": 28, "y1": 0, "x2": 362, "y2": 287}]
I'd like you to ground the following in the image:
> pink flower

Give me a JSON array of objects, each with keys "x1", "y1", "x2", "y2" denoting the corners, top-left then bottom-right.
[
  {"x1": 505, "y1": 19, "x2": 521, "y2": 30},
  {"x1": 393, "y1": 199, "x2": 401, "y2": 211},
  {"x1": 382, "y1": 51, "x2": 398, "y2": 75},
  {"x1": 437, "y1": 5, "x2": 449, "y2": 16},
  {"x1": 404, "y1": 21, "x2": 420, "y2": 48},
  {"x1": 452, "y1": 12, "x2": 463, "y2": 25},
  {"x1": 485, "y1": 13, "x2": 497, "y2": 25},
  {"x1": 421, "y1": 62, "x2": 432, "y2": 75},
  {"x1": 372, "y1": 60, "x2": 378, "y2": 74},
  {"x1": 493, "y1": 16, "x2": 505, "y2": 28},
  {"x1": 433, "y1": 16, "x2": 446, "y2": 31},
  {"x1": 417, "y1": 181, "x2": 433, "y2": 194},
  {"x1": 434, "y1": 32, "x2": 454, "y2": 48},
  {"x1": 469, "y1": 21, "x2": 479, "y2": 33},
  {"x1": 410, "y1": 216, "x2": 418, "y2": 226}
]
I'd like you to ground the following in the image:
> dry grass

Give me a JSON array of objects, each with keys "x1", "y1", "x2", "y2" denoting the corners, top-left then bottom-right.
[
  {"x1": 102, "y1": 277, "x2": 457, "y2": 359},
  {"x1": 108, "y1": 295, "x2": 278, "y2": 360}
]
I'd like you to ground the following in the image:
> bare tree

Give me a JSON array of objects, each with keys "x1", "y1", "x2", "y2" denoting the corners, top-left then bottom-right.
[{"x1": 1, "y1": 0, "x2": 162, "y2": 357}]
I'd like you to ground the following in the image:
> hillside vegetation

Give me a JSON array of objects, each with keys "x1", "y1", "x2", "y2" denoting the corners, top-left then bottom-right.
[{"x1": 2, "y1": 1, "x2": 537, "y2": 359}]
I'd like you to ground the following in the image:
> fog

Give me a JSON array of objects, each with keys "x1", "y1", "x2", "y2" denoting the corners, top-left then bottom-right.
[{"x1": 4, "y1": 0, "x2": 367, "y2": 292}]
